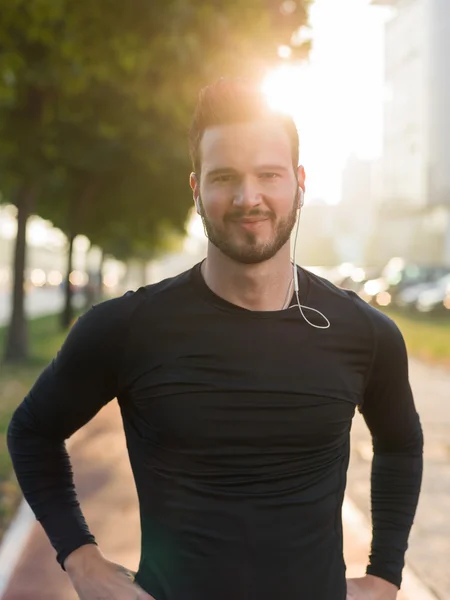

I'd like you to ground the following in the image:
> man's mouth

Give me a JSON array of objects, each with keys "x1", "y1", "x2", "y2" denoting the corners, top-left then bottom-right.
[{"x1": 235, "y1": 217, "x2": 269, "y2": 223}]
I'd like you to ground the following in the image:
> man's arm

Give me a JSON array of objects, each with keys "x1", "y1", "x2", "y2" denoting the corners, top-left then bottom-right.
[
  {"x1": 359, "y1": 311, "x2": 423, "y2": 589},
  {"x1": 7, "y1": 289, "x2": 145, "y2": 569}
]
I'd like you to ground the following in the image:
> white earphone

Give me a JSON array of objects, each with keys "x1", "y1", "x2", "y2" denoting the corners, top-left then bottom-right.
[
  {"x1": 299, "y1": 186, "x2": 304, "y2": 209},
  {"x1": 195, "y1": 184, "x2": 329, "y2": 328},
  {"x1": 291, "y1": 187, "x2": 331, "y2": 329}
]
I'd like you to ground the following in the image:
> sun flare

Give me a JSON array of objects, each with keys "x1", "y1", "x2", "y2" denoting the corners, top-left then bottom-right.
[{"x1": 261, "y1": 65, "x2": 309, "y2": 119}]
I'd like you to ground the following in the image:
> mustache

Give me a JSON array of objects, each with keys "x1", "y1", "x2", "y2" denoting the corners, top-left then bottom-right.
[{"x1": 224, "y1": 208, "x2": 275, "y2": 221}]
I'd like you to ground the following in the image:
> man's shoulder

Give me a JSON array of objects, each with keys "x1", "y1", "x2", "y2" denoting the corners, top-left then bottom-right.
[
  {"x1": 97, "y1": 267, "x2": 194, "y2": 311},
  {"x1": 302, "y1": 267, "x2": 367, "y2": 312},
  {"x1": 303, "y1": 267, "x2": 401, "y2": 338},
  {"x1": 140, "y1": 267, "x2": 194, "y2": 300},
  {"x1": 83, "y1": 266, "x2": 195, "y2": 332}
]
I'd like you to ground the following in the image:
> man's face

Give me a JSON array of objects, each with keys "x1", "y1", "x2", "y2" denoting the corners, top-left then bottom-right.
[{"x1": 191, "y1": 119, "x2": 304, "y2": 265}]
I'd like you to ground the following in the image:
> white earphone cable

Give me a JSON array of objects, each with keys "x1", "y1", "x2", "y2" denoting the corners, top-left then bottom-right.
[{"x1": 290, "y1": 191, "x2": 331, "y2": 329}]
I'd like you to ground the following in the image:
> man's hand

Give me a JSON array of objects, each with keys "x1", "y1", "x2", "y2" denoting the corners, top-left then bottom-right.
[
  {"x1": 65, "y1": 544, "x2": 156, "y2": 599},
  {"x1": 346, "y1": 574, "x2": 398, "y2": 600}
]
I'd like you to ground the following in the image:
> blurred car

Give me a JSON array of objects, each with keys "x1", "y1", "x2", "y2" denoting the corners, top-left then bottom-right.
[
  {"x1": 396, "y1": 272, "x2": 450, "y2": 310},
  {"x1": 328, "y1": 264, "x2": 382, "y2": 294},
  {"x1": 360, "y1": 258, "x2": 449, "y2": 308},
  {"x1": 415, "y1": 273, "x2": 450, "y2": 314},
  {"x1": 340, "y1": 266, "x2": 382, "y2": 294}
]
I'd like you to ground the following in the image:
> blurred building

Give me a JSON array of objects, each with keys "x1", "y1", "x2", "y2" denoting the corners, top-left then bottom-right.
[
  {"x1": 295, "y1": 199, "x2": 340, "y2": 267},
  {"x1": 371, "y1": 0, "x2": 450, "y2": 265},
  {"x1": 336, "y1": 155, "x2": 376, "y2": 265}
]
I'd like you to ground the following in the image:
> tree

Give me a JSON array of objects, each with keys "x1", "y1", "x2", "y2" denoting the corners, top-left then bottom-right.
[
  {"x1": 0, "y1": 1, "x2": 67, "y2": 361},
  {"x1": 37, "y1": 104, "x2": 193, "y2": 327},
  {"x1": 0, "y1": 0, "x2": 313, "y2": 360}
]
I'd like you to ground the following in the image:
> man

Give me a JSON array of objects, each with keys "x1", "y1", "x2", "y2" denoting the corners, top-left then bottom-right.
[{"x1": 8, "y1": 78, "x2": 423, "y2": 600}]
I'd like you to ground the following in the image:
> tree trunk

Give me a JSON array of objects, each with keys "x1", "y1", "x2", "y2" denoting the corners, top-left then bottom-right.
[
  {"x1": 84, "y1": 247, "x2": 103, "y2": 309},
  {"x1": 3, "y1": 184, "x2": 39, "y2": 363},
  {"x1": 97, "y1": 248, "x2": 104, "y2": 302},
  {"x1": 61, "y1": 232, "x2": 75, "y2": 329},
  {"x1": 61, "y1": 181, "x2": 98, "y2": 329}
]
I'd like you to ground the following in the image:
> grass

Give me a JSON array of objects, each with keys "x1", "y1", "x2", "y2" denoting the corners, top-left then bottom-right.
[
  {"x1": 383, "y1": 309, "x2": 450, "y2": 367},
  {"x1": 0, "y1": 312, "x2": 82, "y2": 538}
]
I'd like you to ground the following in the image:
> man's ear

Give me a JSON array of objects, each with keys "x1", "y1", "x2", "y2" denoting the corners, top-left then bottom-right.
[
  {"x1": 297, "y1": 165, "x2": 306, "y2": 192},
  {"x1": 296, "y1": 165, "x2": 306, "y2": 209},
  {"x1": 190, "y1": 172, "x2": 201, "y2": 214}
]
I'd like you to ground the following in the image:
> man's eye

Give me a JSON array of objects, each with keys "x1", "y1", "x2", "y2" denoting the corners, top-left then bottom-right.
[
  {"x1": 260, "y1": 172, "x2": 279, "y2": 179},
  {"x1": 214, "y1": 175, "x2": 234, "y2": 182}
]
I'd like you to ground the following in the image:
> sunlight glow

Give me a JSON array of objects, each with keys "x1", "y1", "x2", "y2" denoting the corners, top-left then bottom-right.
[
  {"x1": 27, "y1": 219, "x2": 50, "y2": 247},
  {"x1": 260, "y1": 0, "x2": 389, "y2": 204},
  {"x1": 261, "y1": 65, "x2": 319, "y2": 184},
  {"x1": 69, "y1": 270, "x2": 88, "y2": 287},
  {"x1": 30, "y1": 268, "x2": 46, "y2": 287},
  {"x1": 48, "y1": 270, "x2": 63, "y2": 286},
  {"x1": 277, "y1": 45, "x2": 292, "y2": 59},
  {"x1": 262, "y1": 65, "x2": 307, "y2": 117}
]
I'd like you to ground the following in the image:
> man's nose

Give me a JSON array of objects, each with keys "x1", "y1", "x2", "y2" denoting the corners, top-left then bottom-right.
[{"x1": 232, "y1": 177, "x2": 262, "y2": 209}]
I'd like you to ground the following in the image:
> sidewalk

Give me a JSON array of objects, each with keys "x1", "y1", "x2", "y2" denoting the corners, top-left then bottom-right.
[{"x1": 1, "y1": 402, "x2": 421, "y2": 599}]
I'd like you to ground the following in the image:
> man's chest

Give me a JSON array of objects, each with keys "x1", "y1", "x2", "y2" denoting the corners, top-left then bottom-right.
[{"x1": 119, "y1": 313, "x2": 370, "y2": 455}]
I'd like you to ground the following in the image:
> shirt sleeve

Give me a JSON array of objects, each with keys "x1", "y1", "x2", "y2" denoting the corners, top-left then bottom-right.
[
  {"x1": 359, "y1": 309, "x2": 423, "y2": 589},
  {"x1": 7, "y1": 289, "x2": 146, "y2": 569}
]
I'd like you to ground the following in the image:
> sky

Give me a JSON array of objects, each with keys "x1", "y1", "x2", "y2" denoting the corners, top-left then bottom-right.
[{"x1": 263, "y1": 0, "x2": 391, "y2": 204}]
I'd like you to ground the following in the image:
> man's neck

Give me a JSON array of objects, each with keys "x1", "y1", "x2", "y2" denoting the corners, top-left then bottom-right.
[{"x1": 201, "y1": 245, "x2": 294, "y2": 312}]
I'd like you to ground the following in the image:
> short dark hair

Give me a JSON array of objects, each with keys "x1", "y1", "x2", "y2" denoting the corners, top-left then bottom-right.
[{"x1": 189, "y1": 78, "x2": 299, "y2": 177}]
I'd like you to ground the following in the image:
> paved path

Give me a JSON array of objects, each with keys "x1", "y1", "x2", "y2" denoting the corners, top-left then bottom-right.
[
  {"x1": 2, "y1": 403, "x2": 140, "y2": 600},
  {"x1": 347, "y1": 358, "x2": 450, "y2": 600}
]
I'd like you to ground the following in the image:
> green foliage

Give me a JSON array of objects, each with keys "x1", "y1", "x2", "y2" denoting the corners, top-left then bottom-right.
[
  {"x1": 0, "y1": 0, "x2": 313, "y2": 357},
  {"x1": 0, "y1": 0, "x2": 313, "y2": 258}
]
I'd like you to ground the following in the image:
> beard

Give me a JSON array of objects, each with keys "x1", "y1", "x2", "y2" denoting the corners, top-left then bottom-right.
[{"x1": 198, "y1": 189, "x2": 299, "y2": 265}]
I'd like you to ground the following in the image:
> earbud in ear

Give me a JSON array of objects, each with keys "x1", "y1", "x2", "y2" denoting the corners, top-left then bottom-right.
[{"x1": 299, "y1": 187, "x2": 304, "y2": 209}]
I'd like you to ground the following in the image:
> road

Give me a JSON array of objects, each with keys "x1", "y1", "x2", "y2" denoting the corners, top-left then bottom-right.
[
  {"x1": 0, "y1": 288, "x2": 85, "y2": 327},
  {"x1": 347, "y1": 358, "x2": 450, "y2": 600}
]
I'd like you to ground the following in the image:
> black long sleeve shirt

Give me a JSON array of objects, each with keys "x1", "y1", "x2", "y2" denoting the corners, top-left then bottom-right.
[{"x1": 7, "y1": 264, "x2": 423, "y2": 600}]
